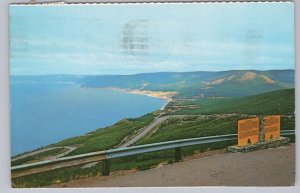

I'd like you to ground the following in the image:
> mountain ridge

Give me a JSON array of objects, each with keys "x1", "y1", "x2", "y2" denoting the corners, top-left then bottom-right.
[{"x1": 11, "y1": 69, "x2": 294, "y2": 98}]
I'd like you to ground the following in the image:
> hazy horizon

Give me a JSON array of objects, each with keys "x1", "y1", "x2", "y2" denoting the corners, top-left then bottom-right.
[{"x1": 11, "y1": 68, "x2": 295, "y2": 77}]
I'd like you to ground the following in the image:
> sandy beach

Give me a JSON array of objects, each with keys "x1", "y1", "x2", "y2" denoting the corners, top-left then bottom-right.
[
  {"x1": 100, "y1": 87, "x2": 177, "y2": 111},
  {"x1": 101, "y1": 87, "x2": 177, "y2": 101}
]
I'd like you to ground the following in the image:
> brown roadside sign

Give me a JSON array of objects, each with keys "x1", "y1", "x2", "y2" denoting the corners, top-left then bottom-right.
[
  {"x1": 264, "y1": 115, "x2": 280, "y2": 141},
  {"x1": 238, "y1": 117, "x2": 259, "y2": 147}
]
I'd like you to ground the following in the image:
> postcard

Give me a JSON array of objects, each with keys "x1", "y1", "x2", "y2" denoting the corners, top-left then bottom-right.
[{"x1": 10, "y1": 1, "x2": 295, "y2": 188}]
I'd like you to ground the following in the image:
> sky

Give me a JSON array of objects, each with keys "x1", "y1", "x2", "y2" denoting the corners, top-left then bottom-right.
[{"x1": 10, "y1": 2, "x2": 294, "y2": 75}]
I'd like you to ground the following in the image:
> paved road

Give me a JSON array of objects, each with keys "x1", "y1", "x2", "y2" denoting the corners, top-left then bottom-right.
[
  {"x1": 46, "y1": 146, "x2": 77, "y2": 160},
  {"x1": 119, "y1": 115, "x2": 185, "y2": 147},
  {"x1": 55, "y1": 144, "x2": 295, "y2": 187},
  {"x1": 12, "y1": 147, "x2": 58, "y2": 161},
  {"x1": 12, "y1": 146, "x2": 77, "y2": 162}
]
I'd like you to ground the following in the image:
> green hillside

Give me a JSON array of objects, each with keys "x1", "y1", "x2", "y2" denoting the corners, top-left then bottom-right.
[
  {"x1": 169, "y1": 89, "x2": 295, "y2": 115},
  {"x1": 138, "y1": 89, "x2": 295, "y2": 145},
  {"x1": 136, "y1": 115, "x2": 294, "y2": 146}
]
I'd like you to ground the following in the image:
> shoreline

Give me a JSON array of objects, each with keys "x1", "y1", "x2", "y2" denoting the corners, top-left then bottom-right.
[
  {"x1": 160, "y1": 99, "x2": 171, "y2": 110},
  {"x1": 100, "y1": 87, "x2": 175, "y2": 111},
  {"x1": 99, "y1": 87, "x2": 177, "y2": 101},
  {"x1": 100, "y1": 87, "x2": 176, "y2": 111}
]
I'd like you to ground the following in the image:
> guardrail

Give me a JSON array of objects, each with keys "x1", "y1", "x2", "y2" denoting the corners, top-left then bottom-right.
[
  {"x1": 11, "y1": 130, "x2": 295, "y2": 178},
  {"x1": 280, "y1": 130, "x2": 295, "y2": 136}
]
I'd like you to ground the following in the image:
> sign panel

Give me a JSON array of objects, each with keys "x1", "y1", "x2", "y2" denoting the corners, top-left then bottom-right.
[
  {"x1": 238, "y1": 117, "x2": 259, "y2": 146},
  {"x1": 264, "y1": 115, "x2": 280, "y2": 141}
]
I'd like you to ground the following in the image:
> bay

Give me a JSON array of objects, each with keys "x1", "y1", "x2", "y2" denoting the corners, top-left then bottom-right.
[{"x1": 10, "y1": 82, "x2": 166, "y2": 156}]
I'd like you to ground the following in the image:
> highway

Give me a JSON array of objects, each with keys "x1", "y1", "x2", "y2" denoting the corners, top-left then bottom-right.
[{"x1": 118, "y1": 115, "x2": 180, "y2": 147}]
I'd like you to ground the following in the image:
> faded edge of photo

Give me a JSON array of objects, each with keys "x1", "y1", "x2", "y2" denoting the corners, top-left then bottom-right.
[{"x1": 1, "y1": 0, "x2": 299, "y2": 193}]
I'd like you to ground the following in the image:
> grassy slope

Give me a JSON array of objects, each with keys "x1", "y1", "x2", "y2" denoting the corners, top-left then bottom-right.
[
  {"x1": 49, "y1": 113, "x2": 156, "y2": 156},
  {"x1": 137, "y1": 89, "x2": 295, "y2": 147},
  {"x1": 136, "y1": 116, "x2": 294, "y2": 146},
  {"x1": 170, "y1": 89, "x2": 295, "y2": 115},
  {"x1": 13, "y1": 115, "x2": 294, "y2": 187},
  {"x1": 136, "y1": 116, "x2": 239, "y2": 145}
]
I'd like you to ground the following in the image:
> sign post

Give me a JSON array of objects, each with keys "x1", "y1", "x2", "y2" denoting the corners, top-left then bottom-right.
[
  {"x1": 238, "y1": 117, "x2": 259, "y2": 146},
  {"x1": 229, "y1": 115, "x2": 289, "y2": 153},
  {"x1": 264, "y1": 115, "x2": 280, "y2": 141}
]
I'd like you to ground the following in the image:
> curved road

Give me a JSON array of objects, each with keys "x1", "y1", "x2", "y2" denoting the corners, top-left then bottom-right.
[
  {"x1": 119, "y1": 115, "x2": 185, "y2": 147},
  {"x1": 11, "y1": 146, "x2": 77, "y2": 162}
]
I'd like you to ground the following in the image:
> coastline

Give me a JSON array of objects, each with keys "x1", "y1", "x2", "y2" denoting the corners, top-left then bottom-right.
[
  {"x1": 100, "y1": 87, "x2": 177, "y2": 101},
  {"x1": 99, "y1": 87, "x2": 176, "y2": 111},
  {"x1": 160, "y1": 99, "x2": 171, "y2": 110}
]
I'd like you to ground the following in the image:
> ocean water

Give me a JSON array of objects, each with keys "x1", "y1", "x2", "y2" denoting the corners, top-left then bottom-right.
[{"x1": 10, "y1": 82, "x2": 166, "y2": 156}]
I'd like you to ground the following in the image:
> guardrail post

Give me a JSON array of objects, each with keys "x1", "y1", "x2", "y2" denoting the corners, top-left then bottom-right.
[
  {"x1": 102, "y1": 159, "x2": 110, "y2": 176},
  {"x1": 175, "y1": 147, "x2": 182, "y2": 162}
]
